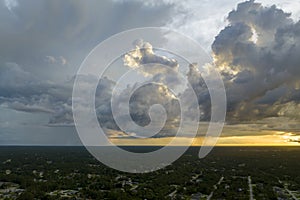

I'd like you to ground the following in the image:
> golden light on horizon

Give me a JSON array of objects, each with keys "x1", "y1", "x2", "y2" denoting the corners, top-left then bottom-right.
[{"x1": 109, "y1": 130, "x2": 300, "y2": 147}]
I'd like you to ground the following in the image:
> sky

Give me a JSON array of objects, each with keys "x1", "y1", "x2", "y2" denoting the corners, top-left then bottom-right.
[{"x1": 0, "y1": 0, "x2": 300, "y2": 146}]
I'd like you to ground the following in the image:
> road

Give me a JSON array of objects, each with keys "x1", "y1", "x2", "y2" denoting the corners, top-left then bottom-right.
[
  {"x1": 167, "y1": 190, "x2": 177, "y2": 198},
  {"x1": 248, "y1": 176, "x2": 253, "y2": 200},
  {"x1": 278, "y1": 179, "x2": 298, "y2": 200},
  {"x1": 207, "y1": 176, "x2": 224, "y2": 200}
]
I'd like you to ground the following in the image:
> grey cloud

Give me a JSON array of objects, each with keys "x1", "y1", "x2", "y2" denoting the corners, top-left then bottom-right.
[
  {"x1": 129, "y1": 84, "x2": 180, "y2": 126},
  {"x1": 212, "y1": 0, "x2": 300, "y2": 122},
  {"x1": 0, "y1": 0, "x2": 172, "y2": 82},
  {"x1": 0, "y1": 62, "x2": 72, "y2": 126},
  {"x1": 7, "y1": 101, "x2": 54, "y2": 114},
  {"x1": 0, "y1": 63, "x2": 117, "y2": 128},
  {"x1": 120, "y1": 41, "x2": 215, "y2": 137},
  {"x1": 233, "y1": 70, "x2": 254, "y2": 84},
  {"x1": 0, "y1": 0, "x2": 176, "y2": 133},
  {"x1": 95, "y1": 77, "x2": 119, "y2": 131},
  {"x1": 111, "y1": 82, "x2": 181, "y2": 137},
  {"x1": 48, "y1": 103, "x2": 73, "y2": 126},
  {"x1": 228, "y1": 0, "x2": 293, "y2": 31},
  {"x1": 183, "y1": 63, "x2": 211, "y2": 121}
]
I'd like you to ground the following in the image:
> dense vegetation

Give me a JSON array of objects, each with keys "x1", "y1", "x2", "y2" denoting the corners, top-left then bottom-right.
[{"x1": 0, "y1": 146, "x2": 300, "y2": 199}]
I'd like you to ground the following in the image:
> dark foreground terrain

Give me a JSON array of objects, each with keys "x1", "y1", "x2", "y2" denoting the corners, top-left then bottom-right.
[{"x1": 0, "y1": 146, "x2": 299, "y2": 200}]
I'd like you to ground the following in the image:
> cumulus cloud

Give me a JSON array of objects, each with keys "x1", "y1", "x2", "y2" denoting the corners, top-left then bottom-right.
[
  {"x1": 114, "y1": 41, "x2": 184, "y2": 137},
  {"x1": 116, "y1": 83, "x2": 181, "y2": 137},
  {"x1": 45, "y1": 56, "x2": 67, "y2": 66},
  {"x1": 0, "y1": 62, "x2": 43, "y2": 98},
  {"x1": 0, "y1": 62, "x2": 73, "y2": 126},
  {"x1": 212, "y1": 0, "x2": 300, "y2": 123},
  {"x1": 123, "y1": 40, "x2": 179, "y2": 76},
  {"x1": 116, "y1": 41, "x2": 217, "y2": 137},
  {"x1": 180, "y1": 63, "x2": 211, "y2": 121},
  {"x1": 128, "y1": 0, "x2": 300, "y2": 50}
]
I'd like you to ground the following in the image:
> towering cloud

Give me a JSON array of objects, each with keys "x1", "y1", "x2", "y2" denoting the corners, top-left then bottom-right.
[
  {"x1": 212, "y1": 0, "x2": 300, "y2": 122},
  {"x1": 116, "y1": 41, "x2": 182, "y2": 137}
]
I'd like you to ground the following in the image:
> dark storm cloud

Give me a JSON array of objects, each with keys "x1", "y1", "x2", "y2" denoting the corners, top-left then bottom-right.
[
  {"x1": 183, "y1": 63, "x2": 211, "y2": 121},
  {"x1": 0, "y1": 62, "x2": 73, "y2": 126},
  {"x1": 212, "y1": 0, "x2": 300, "y2": 122},
  {"x1": 113, "y1": 42, "x2": 183, "y2": 137},
  {"x1": 0, "y1": 60, "x2": 117, "y2": 127},
  {"x1": 0, "y1": 0, "x2": 174, "y2": 131}
]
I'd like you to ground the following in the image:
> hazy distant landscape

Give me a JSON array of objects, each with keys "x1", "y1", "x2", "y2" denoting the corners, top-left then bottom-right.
[{"x1": 0, "y1": 146, "x2": 300, "y2": 199}]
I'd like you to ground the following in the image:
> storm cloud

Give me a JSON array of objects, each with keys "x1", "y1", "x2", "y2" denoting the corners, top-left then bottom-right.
[
  {"x1": 0, "y1": 0, "x2": 175, "y2": 142},
  {"x1": 0, "y1": 0, "x2": 299, "y2": 144},
  {"x1": 212, "y1": 0, "x2": 300, "y2": 122}
]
